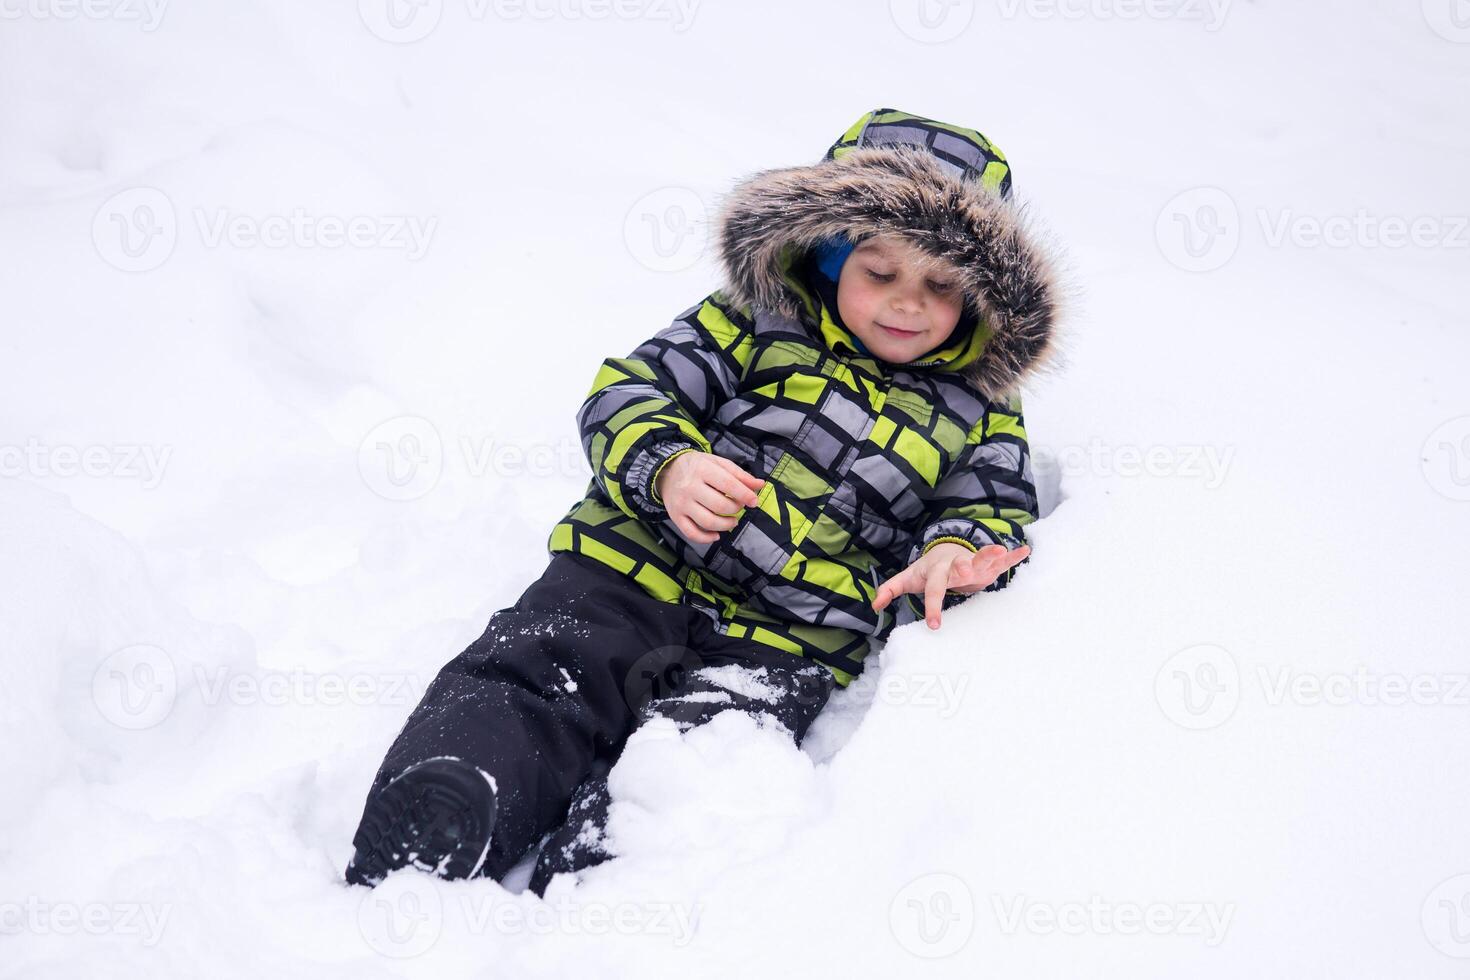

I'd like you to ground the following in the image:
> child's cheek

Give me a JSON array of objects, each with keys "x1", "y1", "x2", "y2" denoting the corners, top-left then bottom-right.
[
  {"x1": 849, "y1": 283, "x2": 879, "y2": 327},
  {"x1": 837, "y1": 272, "x2": 874, "y2": 327}
]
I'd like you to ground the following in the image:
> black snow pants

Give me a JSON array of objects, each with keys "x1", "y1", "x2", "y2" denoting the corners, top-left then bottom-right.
[{"x1": 349, "y1": 550, "x2": 839, "y2": 895}]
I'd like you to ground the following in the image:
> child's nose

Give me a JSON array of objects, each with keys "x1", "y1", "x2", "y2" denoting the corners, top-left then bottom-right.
[{"x1": 890, "y1": 285, "x2": 925, "y2": 314}]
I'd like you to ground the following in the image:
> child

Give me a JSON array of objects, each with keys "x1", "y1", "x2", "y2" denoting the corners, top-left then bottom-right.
[{"x1": 344, "y1": 107, "x2": 1058, "y2": 896}]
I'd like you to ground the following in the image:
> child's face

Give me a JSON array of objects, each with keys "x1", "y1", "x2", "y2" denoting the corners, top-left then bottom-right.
[{"x1": 835, "y1": 235, "x2": 966, "y2": 363}]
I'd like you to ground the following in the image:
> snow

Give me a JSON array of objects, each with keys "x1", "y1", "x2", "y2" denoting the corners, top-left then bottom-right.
[
  {"x1": 2, "y1": 2, "x2": 1467, "y2": 977},
  {"x1": 686, "y1": 664, "x2": 782, "y2": 703}
]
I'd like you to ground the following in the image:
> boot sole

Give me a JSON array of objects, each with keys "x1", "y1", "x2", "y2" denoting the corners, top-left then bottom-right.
[{"x1": 345, "y1": 756, "x2": 497, "y2": 886}]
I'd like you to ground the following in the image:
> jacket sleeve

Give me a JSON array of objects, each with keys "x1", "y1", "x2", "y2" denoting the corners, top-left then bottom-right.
[
  {"x1": 904, "y1": 391, "x2": 1039, "y2": 608},
  {"x1": 576, "y1": 293, "x2": 753, "y2": 524}
]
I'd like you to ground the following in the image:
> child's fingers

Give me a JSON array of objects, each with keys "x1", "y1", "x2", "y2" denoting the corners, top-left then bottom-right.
[
  {"x1": 706, "y1": 462, "x2": 763, "y2": 506},
  {"x1": 871, "y1": 569, "x2": 913, "y2": 612},
  {"x1": 954, "y1": 544, "x2": 1030, "y2": 590},
  {"x1": 711, "y1": 456, "x2": 766, "y2": 495},
  {"x1": 986, "y1": 544, "x2": 1030, "y2": 576},
  {"x1": 963, "y1": 545, "x2": 1008, "y2": 580},
  {"x1": 924, "y1": 565, "x2": 950, "y2": 629},
  {"x1": 872, "y1": 584, "x2": 892, "y2": 611},
  {"x1": 672, "y1": 511, "x2": 719, "y2": 544},
  {"x1": 693, "y1": 484, "x2": 744, "y2": 519},
  {"x1": 689, "y1": 499, "x2": 740, "y2": 533},
  {"x1": 944, "y1": 561, "x2": 985, "y2": 593}
]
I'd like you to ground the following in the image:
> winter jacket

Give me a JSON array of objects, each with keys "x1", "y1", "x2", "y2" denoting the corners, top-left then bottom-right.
[{"x1": 547, "y1": 107, "x2": 1059, "y2": 686}]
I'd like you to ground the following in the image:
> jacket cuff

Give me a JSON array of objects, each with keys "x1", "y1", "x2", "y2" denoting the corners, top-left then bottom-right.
[
  {"x1": 650, "y1": 446, "x2": 701, "y2": 505},
  {"x1": 906, "y1": 517, "x2": 1009, "y2": 569},
  {"x1": 921, "y1": 535, "x2": 980, "y2": 557},
  {"x1": 626, "y1": 438, "x2": 701, "y2": 520}
]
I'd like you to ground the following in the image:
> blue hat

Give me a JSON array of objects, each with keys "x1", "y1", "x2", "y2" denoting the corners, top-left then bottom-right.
[
  {"x1": 804, "y1": 234, "x2": 872, "y2": 356},
  {"x1": 810, "y1": 234, "x2": 857, "y2": 283}
]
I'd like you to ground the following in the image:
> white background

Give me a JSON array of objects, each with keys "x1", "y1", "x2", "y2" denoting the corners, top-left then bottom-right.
[{"x1": 1, "y1": 1, "x2": 1468, "y2": 976}]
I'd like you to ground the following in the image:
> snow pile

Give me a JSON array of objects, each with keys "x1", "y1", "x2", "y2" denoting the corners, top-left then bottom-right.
[{"x1": 2, "y1": 2, "x2": 1468, "y2": 978}]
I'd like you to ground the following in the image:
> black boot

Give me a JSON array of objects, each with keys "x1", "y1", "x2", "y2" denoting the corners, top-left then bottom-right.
[
  {"x1": 528, "y1": 771, "x2": 614, "y2": 896},
  {"x1": 344, "y1": 756, "x2": 498, "y2": 887}
]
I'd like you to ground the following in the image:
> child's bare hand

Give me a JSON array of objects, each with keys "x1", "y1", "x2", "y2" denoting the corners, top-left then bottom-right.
[
  {"x1": 871, "y1": 541, "x2": 1031, "y2": 630},
  {"x1": 655, "y1": 450, "x2": 765, "y2": 545}
]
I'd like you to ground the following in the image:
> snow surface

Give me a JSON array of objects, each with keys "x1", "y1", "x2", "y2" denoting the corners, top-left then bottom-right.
[{"x1": 2, "y1": 2, "x2": 1468, "y2": 977}]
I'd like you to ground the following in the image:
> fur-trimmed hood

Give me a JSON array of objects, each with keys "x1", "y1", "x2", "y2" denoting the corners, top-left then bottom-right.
[{"x1": 713, "y1": 108, "x2": 1060, "y2": 401}]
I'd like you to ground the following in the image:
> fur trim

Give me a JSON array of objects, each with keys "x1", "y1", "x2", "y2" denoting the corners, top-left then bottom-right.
[{"x1": 713, "y1": 143, "x2": 1059, "y2": 401}]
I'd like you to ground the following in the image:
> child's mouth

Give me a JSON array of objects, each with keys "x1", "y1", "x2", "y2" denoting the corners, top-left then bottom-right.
[{"x1": 876, "y1": 322, "x2": 921, "y2": 339}]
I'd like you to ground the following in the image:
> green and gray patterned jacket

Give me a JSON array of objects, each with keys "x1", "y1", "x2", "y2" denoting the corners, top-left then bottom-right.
[{"x1": 548, "y1": 108, "x2": 1060, "y2": 686}]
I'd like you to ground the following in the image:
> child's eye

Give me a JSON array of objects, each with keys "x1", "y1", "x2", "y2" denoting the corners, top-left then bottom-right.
[
  {"x1": 927, "y1": 279, "x2": 956, "y2": 294},
  {"x1": 865, "y1": 269, "x2": 895, "y2": 283}
]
